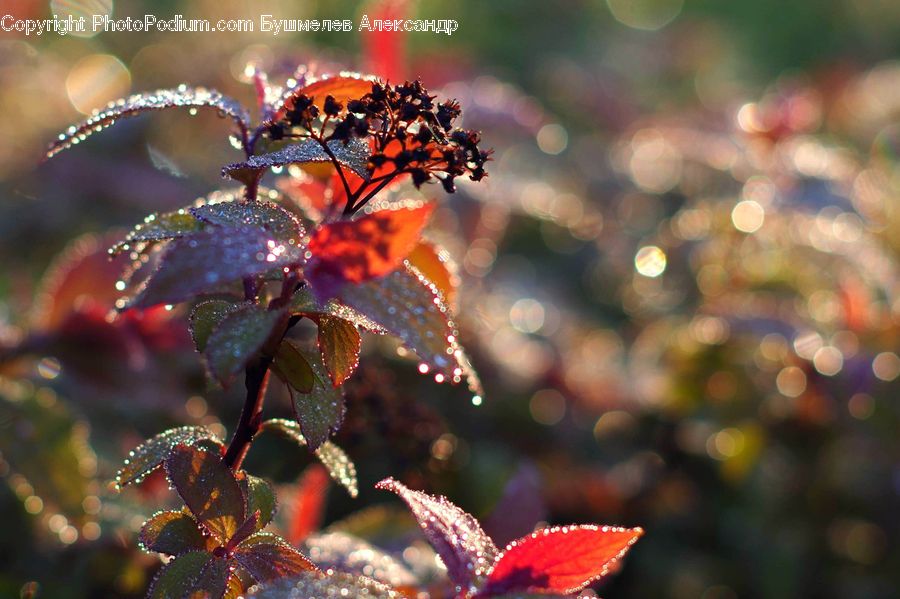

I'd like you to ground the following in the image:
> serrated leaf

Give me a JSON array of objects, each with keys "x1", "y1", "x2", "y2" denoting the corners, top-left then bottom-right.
[
  {"x1": 260, "y1": 418, "x2": 358, "y2": 497},
  {"x1": 47, "y1": 86, "x2": 250, "y2": 159},
  {"x1": 308, "y1": 203, "x2": 434, "y2": 285},
  {"x1": 191, "y1": 200, "x2": 303, "y2": 242},
  {"x1": 190, "y1": 299, "x2": 242, "y2": 352},
  {"x1": 290, "y1": 287, "x2": 386, "y2": 334},
  {"x1": 116, "y1": 426, "x2": 222, "y2": 489},
  {"x1": 140, "y1": 510, "x2": 211, "y2": 557},
  {"x1": 305, "y1": 532, "x2": 417, "y2": 588},
  {"x1": 316, "y1": 315, "x2": 361, "y2": 386},
  {"x1": 110, "y1": 210, "x2": 203, "y2": 256},
  {"x1": 375, "y1": 477, "x2": 498, "y2": 589},
  {"x1": 273, "y1": 339, "x2": 315, "y2": 393},
  {"x1": 130, "y1": 226, "x2": 302, "y2": 309},
  {"x1": 147, "y1": 550, "x2": 230, "y2": 599},
  {"x1": 233, "y1": 533, "x2": 317, "y2": 583},
  {"x1": 248, "y1": 569, "x2": 401, "y2": 599},
  {"x1": 336, "y1": 265, "x2": 482, "y2": 394},
  {"x1": 242, "y1": 475, "x2": 277, "y2": 531},
  {"x1": 223, "y1": 138, "x2": 370, "y2": 183},
  {"x1": 267, "y1": 72, "x2": 378, "y2": 124},
  {"x1": 204, "y1": 304, "x2": 284, "y2": 384},
  {"x1": 288, "y1": 346, "x2": 346, "y2": 451},
  {"x1": 478, "y1": 526, "x2": 644, "y2": 597},
  {"x1": 165, "y1": 445, "x2": 247, "y2": 544}
]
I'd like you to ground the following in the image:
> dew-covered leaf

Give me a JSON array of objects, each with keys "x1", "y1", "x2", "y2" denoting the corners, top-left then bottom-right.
[
  {"x1": 115, "y1": 426, "x2": 222, "y2": 489},
  {"x1": 110, "y1": 210, "x2": 203, "y2": 257},
  {"x1": 223, "y1": 138, "x2": 370, "y2": 183},
  {"x1": 191, "y1": 200, "x2": 304, "y2": 242},
  {"x1": 273, "y1": 339, "x2": 315, "y2": 393},
  {"x1": 375, "y1": 477, "x2": 499, "y2": 589},
  {"x1": 204, "y1": 304, "x2": 284, "y2": 384},
  {"x1": 147, "y1": 550, "x2": 230, "y2": 599},
  {"x1": 129, "y1": 226, "x2": 301, "y2": 309},
  {"x1": 268, "y1": 72, "x2": 379, "y2": 124},
  {"x1": 47, "y1": 86, "x2": 250, "y2": 159},
  {"x1": 479, "y1": 526, "x2": 644, "y2": 596},
  {"x1": 241, "y1": 475, "x2": 277, "y2": 531},
  {"x1": 288, "y1": 346, "x2": 346, "y2": 451},
  {"x1": 337, "y1": 265, "x2": 482, "y2": 394},
  {"x1": 165, "y1": 445, "x2": 247, "y2": 544},
  {"x1": 305, "y1": 532, "x2": 418, "y2": 588},
  {"x1": 290, "y1": 287, "x2": 386, "y2": 334},
  {"x1": 190, "y1": 299, "x2": 242, "y2": 352},
  {"x1": 260, "y1": 418, "x2": 358, "y2": 497},
  {"x1": 307, "y1": 203, "x2": 434, "y2": 285},
  {"x1": 140, "y1": 510, "x2": 211, "y2": 557},
  {"x1": 316, "y1": 315, "x2": 361, "y2": 386},
  {"x1": 248, "y1": 569, "x2": 401, "y2": 599},
  {"x1": 233, "y1": 532, "x2": 317, "y2": 583},
  {"x1": 407, "y1": 241, "x2": 461, "y2": 311}
]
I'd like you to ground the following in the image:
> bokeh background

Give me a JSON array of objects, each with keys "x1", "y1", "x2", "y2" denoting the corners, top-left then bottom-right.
[{"x1": 1, "y1": 0, "x2": 900, "y2": 597}]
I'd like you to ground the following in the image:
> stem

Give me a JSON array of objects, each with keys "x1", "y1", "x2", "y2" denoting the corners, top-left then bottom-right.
[
  {"x1": 222, "y1": 356, "x2": 272, "y2": 470},
  {"x1": 346, "y1": 176, "x2": 394, "y2": 215},
  {"x1": 316, "y1": 137, "x2": 355, "y2": 208}
]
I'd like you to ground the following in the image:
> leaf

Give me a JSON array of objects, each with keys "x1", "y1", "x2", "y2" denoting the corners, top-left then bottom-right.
[
  {"x1": 289, "y1": 346, "x2": 346, "y2": 451},
  {"x1": 260, "y1": 418, "x2": 358, "y2": 497},
  {"x1": 304, "y1": 532, "x2": 418, "y2": 588},
  {"x1": 307, "y1": 203, "x2": 434, "y2": 284},
  {"x1": 242, "y1": 475, "x2": 277, "y2": 531},
  {"x1": 407, "y1": 241, "x2": 460, "y2": 311},
  {"x1": 115, "y1": 426, "x2": 222, "y2": 489},
  {"x1": 129, "y1": 226, "x2": 302, "y2": 309},
  {"x1": 147, "y1": 550, "x2": 230, "y2": 599},
  {"x1": 375, "y1": 477, "x2": 499, "y2": 589},
  {"x1": 223, "y1": 138, "x2": 370, "y2": 183},
  {"x1": 204, "y1": 304, "x2": 284, "y2": 384},
  {"x1": 290, "y1": 287, "x2": 386, "y2": 334},
  {"x1": 233, "y1": 533, "x2": 317, "y2": 583},
  {"x1": 140, "y1": 510, "x2": 211, "y2": 557},
  {"x1": 478, "y1": 526, "x2": 644, "y2": 597},
  {"x1": 316, "y1": 315, "x2": 361, "y2": 386},
  {"x1": 248, "y1": 570, "x2": 401, "y2": 599},
  {"x1": 268, "y1": 72, "x2": 379, "y2": 123},
  {"x1": 483, "y1": 463, "x2": 546, "y2": 547},
  {"x1": 190, "y1": 200, "x2": 303, "y2": 242},
  {"x1": 337, "y1": 265, "x2": 482, "y2": 395},
  {"x1": 110, "y1": 210, "x2": 203, "y2": 256},
  {"x1": 190, "y1": 299, "x2": 241, "y2": 352},
  {"x1": 273, "y1": 339, "x2": 315, "y2": 393},
  {"x1": 165, "y1": 445, "x2": 247, "y2": 544},
  {"x1": 282, "y1": 465, "x2": 330, "y2": 545},
  {"x1": 47, "y1": 86, "x2": 250, "y2": 160}
]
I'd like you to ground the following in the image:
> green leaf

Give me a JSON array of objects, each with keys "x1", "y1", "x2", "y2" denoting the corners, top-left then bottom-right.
[
  {"x1": 287, "y1": 347, "x2": 346, "y2": 451},
  {"x1": 115, "y1": 426, "x2": 222, "y2": 490},
  {"x1": 273, "y1": 339, "x2": 315, "y2": 393},
  {"x1": 110, "y1": 209, "x2": 203, "y2": 256},
  {"x1": 222, "y1": 138, "x2": 370, "y2": 182},
  {"x1": 204, "y1": 305, "x2": 284, "y2": 384},
  {"x1": 242, "y1": 475, "x2": 277, "y2": 531},
  {"x1": 165, "y1": 445, "x2": 247, "y2": 544},
  {"x1": 233, "y1": 533, "x2": 316, "y2": 583},
  {"x1": 249, "y1": 570, "x2": 402, "y2": 599},
  {"x1": 147, "y1": 550, "x2": 230, "y2": 599},
  {"x1": 129, "y1": 226, "x2": 302, "y2": 309},
  {"x1": 140, "y1": 510, "x2": 211, "y2": 557},
  {"x1": 337, "y1": 264, "x2": 482, "y2": 395},
  {"x1": 190, "y1": 299, "x2": 242, "y2": 352},
  {"x1": 290, "y1": 287, "x2": 386, "y2": 334},
  {"x1": 259, "y1": 418, "x2": 358, "y2": 498},
  {"x1": 191, "y1": 200, "x2": 303, "y2": 242},
  {"x1": 316, "y1": 315, "x2": 361, "y2": 386}
]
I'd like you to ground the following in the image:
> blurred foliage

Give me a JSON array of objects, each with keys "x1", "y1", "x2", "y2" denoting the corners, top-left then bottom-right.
[{"x1": 1, "y1": 0, "x2": 900, "y2": 598}]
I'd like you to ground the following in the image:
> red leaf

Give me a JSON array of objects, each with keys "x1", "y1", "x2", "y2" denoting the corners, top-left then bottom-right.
[
  {"x1": 233, "y1": 532, "x2": 317, "y2": 582},
  {"x1": 286, "y1": 464, "x2": 331, "y2": 545},
  {"x1": 479, "y1": 525, "x2": 643, "y2": 596},
  {"x1": 316, "y1": 315, "x2": 361, "y2": 386},
  {"x1": 308, "y1": 203, "x2": 434, "y2": 284}
]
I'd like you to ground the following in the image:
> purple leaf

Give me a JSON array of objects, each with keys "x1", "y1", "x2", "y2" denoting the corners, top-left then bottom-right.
[
  {"x1": 233, "y1": 532, "x2": 317, "y2": 583},
  {"x1": 203, "y1": 304, "x2": 284, "y2": 384},
  {"x1": 109, "y1": 209, "x2": 202, "y2": 256},
  {"x1": 164, "y1": 445, "x2": 247, "y2": 545},
  {"x1": 140, "y1": 510, "x2": 211, "y2": 557},
  {"x1": 334, "y1": 265, "x2": 482, "y2": 395},
  {"x1": 147, "y1": 550, "x2": 230, "y2": 599},
  {"x1": 483, "y1": 463, "x2": 547, "y2": 547},
  {"x1": 115, "y1": 426, "x2": 222, "y2": 489},
  {"x1": 304, "y1": 531, "x2": 417, "y2": 588},
  {"x1": 129, "y1": 226, "x2": 302, "y2": 309},
  {"x1": 190, "y1": 200, "x2": 304, "y2": 242},
  {"x1": 222, "y1": 138, "x2": 370, "y2": 183},
  {"x1": 375, "y1": 477, "x2": 499, "y2": 591},
  {"x1": 248, "y1": 570, "x2": 401, "y2": 599},
  {"x1": 47, "y1": 86, "x2": 250, "y2": 159},
  {"x1": 290, "y1": 287, "x2": 387, "y2": 334}
]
